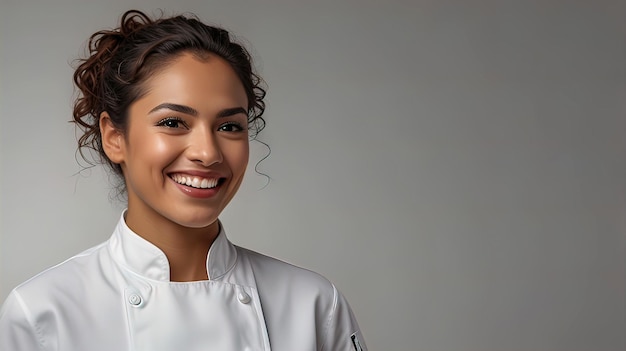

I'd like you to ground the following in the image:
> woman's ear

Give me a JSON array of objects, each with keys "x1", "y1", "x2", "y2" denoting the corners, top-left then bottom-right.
[{"x1": 100, "y1": 112, "x2": 125, "y2": 164}]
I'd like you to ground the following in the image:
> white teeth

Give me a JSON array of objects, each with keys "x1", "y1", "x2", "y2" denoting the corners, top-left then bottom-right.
[{"x1": 171, "y1": 174, "x2": 219, "y2": 189}]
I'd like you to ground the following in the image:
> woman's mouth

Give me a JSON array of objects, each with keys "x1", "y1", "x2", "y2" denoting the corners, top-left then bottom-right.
[{"x1": 170, "y1": 174, "x2": 223, "y2": 189}]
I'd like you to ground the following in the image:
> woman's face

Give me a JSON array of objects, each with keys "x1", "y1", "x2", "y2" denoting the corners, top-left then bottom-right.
[{"x1": 110, "y1": 53, "x2": 249, "y2": 233}]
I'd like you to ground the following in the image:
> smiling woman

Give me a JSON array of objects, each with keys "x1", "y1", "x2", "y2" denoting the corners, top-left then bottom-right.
[
  {"x1": 101, "y1": 54, "x2": 252, "y2": 282},
  {"x1": 0, "y1": 10, "x2": 366, "y2": 351}
]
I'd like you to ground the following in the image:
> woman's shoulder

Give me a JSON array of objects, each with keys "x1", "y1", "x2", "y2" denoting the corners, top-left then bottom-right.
[
  {"x1": 234, "y1": 245, "x2": 335, "y2": 291},
  {"x1": 232, "y1": 245, "x2": 365, "y2": 350},
  {"x1": 7, "y1": 241, "x2": 110, "y2": 301}
]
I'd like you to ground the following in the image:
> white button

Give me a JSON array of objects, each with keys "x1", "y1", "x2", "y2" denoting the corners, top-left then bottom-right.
[
  {"x1": 238, "y1": 291, "x2": 251, "y2": 304},
  {"x1": 128, "y1": 293, "x2": 142, "y2": 306}
]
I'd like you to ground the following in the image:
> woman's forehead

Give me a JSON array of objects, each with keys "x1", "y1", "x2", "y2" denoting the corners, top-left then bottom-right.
[{"x1": 134, "y1": 53, "x2": 248, "y2": 114}]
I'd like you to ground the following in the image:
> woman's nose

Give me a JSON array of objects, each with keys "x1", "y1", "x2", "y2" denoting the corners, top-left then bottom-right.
[{"x1": 186, "y1": 129, "x2": 223, "y2": 167}]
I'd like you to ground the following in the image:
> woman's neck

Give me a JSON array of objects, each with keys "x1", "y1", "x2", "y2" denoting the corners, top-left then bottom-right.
[{"x1": 124, "y1": 210, "x2": 220, "y2": 282}]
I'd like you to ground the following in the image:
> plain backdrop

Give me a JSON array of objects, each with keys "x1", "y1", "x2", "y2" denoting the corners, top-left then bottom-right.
[{"x1": 1, "y1": 1, "x2": 625, "y2": 350}]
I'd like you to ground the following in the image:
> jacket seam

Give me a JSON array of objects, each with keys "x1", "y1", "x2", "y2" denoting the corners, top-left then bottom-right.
[
  {"x1": 319, "y1": 284, "x2": 339, "y2": 351},
  {"x1": 239, "y1": 250, "x2": 272, "y2": 350},
  {"x1": 13, "y1": 290, "x2": 47, "y2": 350}
]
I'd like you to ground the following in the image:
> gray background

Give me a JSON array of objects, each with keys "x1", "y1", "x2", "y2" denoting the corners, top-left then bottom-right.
[{"x1": 1, "y1": 1, "x2": 625, "y2": 350}]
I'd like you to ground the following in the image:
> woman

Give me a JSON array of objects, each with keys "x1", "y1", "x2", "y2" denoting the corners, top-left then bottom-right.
[{"x1": 0, "y1": 10, "x2": 366, "y2": 351}]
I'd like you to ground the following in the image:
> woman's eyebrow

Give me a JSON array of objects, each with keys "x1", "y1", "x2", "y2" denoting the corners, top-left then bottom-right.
[
  {"x1": 149, "y1": 103, "x2": 198, "y2": 116},
  {"x1": 148, "y1": 103, "x2": 246, "y2": 118},
  {"x1": 216, "y1": 107, "x2": 247, "y2": 118}
]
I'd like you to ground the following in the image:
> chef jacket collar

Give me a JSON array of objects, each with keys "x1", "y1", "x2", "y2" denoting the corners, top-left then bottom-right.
[{"x1": 108, "y1": 211, "x2": 237, "y2": 282}]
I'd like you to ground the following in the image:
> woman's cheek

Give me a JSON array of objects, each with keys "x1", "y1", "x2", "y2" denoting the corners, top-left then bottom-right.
[{"x1": 152, "y1": 136, "x2": 175, "y2": 156}]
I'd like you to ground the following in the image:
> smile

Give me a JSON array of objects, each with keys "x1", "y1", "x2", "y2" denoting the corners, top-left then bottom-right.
[{"x1": 170, "y1": 174, "x2": 222, "y2": 189}]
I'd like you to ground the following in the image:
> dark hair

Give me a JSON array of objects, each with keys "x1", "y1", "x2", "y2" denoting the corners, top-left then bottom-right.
[{"x1": 72, "y1": 9, "x2": 266, "y2": 181}]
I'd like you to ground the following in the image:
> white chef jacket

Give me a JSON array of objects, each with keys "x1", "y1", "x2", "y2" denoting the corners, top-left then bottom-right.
[{"x1": 0, "y1": 214, "x2": 367, "y2": 351}]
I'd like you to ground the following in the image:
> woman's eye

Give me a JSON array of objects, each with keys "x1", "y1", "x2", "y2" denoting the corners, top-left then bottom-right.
[
  {"x1": 156, "y1": 117, "x2": 187, "y2": 129},
  {"x1": 218, "y1": 122, "x2": 245, "y2": 132}
]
